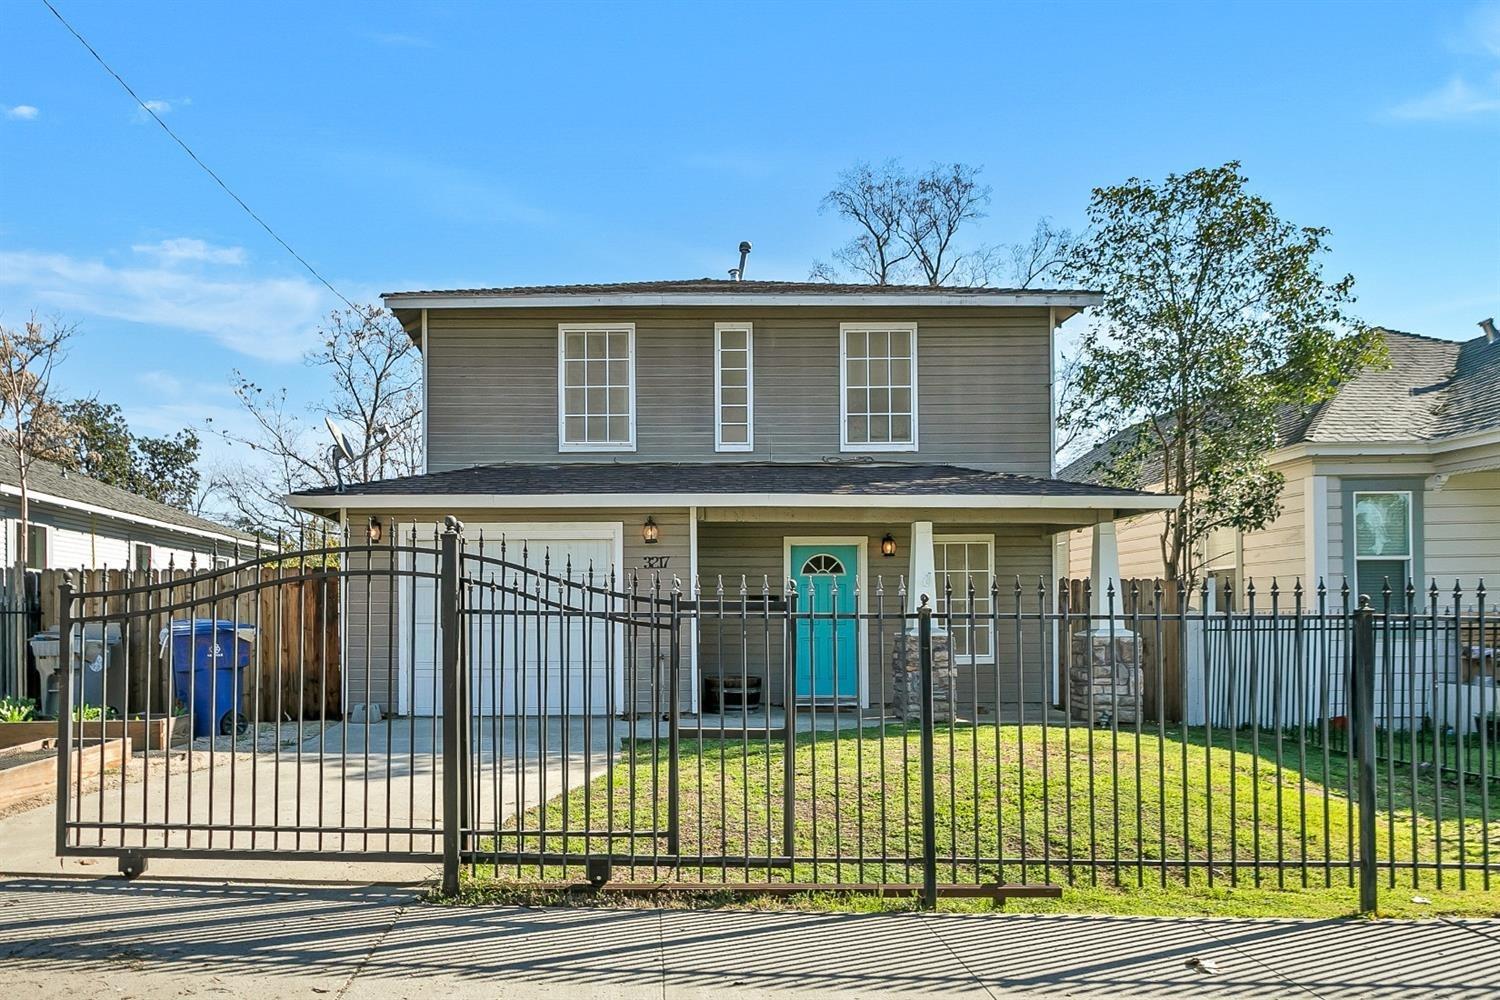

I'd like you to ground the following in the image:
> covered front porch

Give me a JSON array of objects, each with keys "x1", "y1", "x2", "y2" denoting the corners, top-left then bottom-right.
[
  {"x1": 288, "y1": 461, "x2": 1175, "y2": 720},
  {"x1": 690, "y1": 502, "x2": 1139, "y2": 720}
]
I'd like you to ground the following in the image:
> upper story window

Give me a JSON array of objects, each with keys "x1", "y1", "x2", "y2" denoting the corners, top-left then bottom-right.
[
  {"x1": 1352, "y1": 491, "x2": 1412, "y2": 610},
  {"x1": 714, "y1": 323, "x2": 754, "y2": 452},
  {"x1": 558, "y1": 324, "x2": 636, "y2": 452},
  {"x1": 840, "y1": 322, "x2": 917, "y2": 451}
]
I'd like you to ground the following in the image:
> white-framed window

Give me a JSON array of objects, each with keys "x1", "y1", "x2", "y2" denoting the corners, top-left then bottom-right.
[
  {"x1": 558, "y1": 323, "x2": 636, "y2": 451},
  {"x1": 714, "y1": 322, "x2": 754, "y2": 452},
  {"x1": 840, "y1": 322, "x2": 917, "y2": 451},
  {"x1": 133, "y1": 543, "x2": 153, "y2": 572},
  {"x1": 934, "y1": 534, "x2": 994, "y2": 662},
  {"x1": 1352, "y1": 490, "x2": 1413, "y2": 609}
]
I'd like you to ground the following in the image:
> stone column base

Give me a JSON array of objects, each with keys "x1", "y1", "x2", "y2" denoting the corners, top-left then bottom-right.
[
  {"x1": 1069, "y1": 629, "x2": 1143, "y2": 726},
  {"x1": 891, "y1": 631, "x2": 955, "y2": 722}
]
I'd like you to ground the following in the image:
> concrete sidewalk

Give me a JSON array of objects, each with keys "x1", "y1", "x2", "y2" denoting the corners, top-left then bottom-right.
[{"x1": 3, "y1": 877, "x2": 1498, "y2": 998}]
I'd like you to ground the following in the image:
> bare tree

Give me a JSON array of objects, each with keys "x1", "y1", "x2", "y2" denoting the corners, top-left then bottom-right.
[
  {"x1": 899, "y1": 162, "x2": 992, "y2": 286},
  {"x1": 206, "y1": 305, "x2": 420, "y2": 540},
  {"x1": 0, "y1": 312, "x2": 74, "y2": 695},
  {"x1": 817, "y1": 161, "x2": 1002, "y2": 287},
  {"x1": 1007, "y1": 217, "x2": 1074, "y2": 288},
  {"x1": 819, "y1": 160, "x2": 916, "y2": 284}
]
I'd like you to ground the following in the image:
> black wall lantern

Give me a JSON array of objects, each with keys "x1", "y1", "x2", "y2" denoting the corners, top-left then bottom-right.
[
  {"x1": 881, "y1": 533, "x2": 897, "y2": 557},
  {"x1": 643, "y1": 516, "x2": 660, "y2": 544},
  {"x1": 367, "y1": 516, "x2": 384, "y2": 544}
]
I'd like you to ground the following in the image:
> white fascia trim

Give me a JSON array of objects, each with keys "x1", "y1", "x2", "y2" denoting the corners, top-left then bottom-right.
[
  {"x1": 1272, "y1": 428, "x2": 1500, "y2": 464},
  {"x1": 0, "y1": 483, "x2": 267, "y2": 548},
  {"x1": 384, "y1": 292, "x2": 1104, "y2": 310},
  {"x1": 290, "y1": 491, "x2": 1183, "y2": 512}
]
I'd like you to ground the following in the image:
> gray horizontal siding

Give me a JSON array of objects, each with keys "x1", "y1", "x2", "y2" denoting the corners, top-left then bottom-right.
[
  {"x1": 696, "y1": 522, "x2": 1053, "y2": 710},
  {"x1": 425, "y1": 307, "x2": 1052, "y2": 476}
]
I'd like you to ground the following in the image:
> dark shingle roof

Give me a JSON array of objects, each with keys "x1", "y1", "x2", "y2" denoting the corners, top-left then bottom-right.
[
  {"x1": 383, "y1": 278, "x2": 1099, "y2": 299},
  {"x1": 0, "y1": 458, "x2": 260, "y2": 542},
  {"x1": 292, "y1": 461, "x2": 1154, "y2": 501},
  {"x1": 1060, "y1": 328, "x2": 1500, "y2": 486}
]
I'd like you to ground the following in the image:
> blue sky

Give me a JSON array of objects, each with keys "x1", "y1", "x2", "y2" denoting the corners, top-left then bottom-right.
[{"x1": 1, "y1": 0, "x2": 1497, "y2": 468}]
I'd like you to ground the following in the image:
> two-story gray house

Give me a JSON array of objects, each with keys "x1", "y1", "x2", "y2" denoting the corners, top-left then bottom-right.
[{"x1": 289, "y1": 279, "x2": 1174, "y2": 718}]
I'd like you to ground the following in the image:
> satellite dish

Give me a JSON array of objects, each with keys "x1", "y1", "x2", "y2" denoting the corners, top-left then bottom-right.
[
  {"x1": 325, "y1": 416, "x2": 355, "y2": 463},
  {"x1": 325, "y1": 417, "x2": 393, "y2": 494}
]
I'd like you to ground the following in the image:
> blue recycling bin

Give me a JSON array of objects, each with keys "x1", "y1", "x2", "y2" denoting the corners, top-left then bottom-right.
[{"x1": 162, "y1": 620, "x2": 257, "y2": 738}]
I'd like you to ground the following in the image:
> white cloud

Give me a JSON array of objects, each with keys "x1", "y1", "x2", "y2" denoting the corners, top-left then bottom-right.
[
  {"x1": 135, "y1": 97, "x2": 190, "y2": 121},
  {"x1": 1463, "y1": 0, "x2": 1500, "y2": 57},
  {"x1": 4, "y1": 105, "x2": 39, "y2": 121},
  {"x1": 131, "y1": 237, "x2": 247, "y2": 266},
  {"x1": 0, "y1": 245, "x2": 335, "y2": 362},
  {"x1": 1389, "y1": 74, "x2": 1500, "y2": 120}
]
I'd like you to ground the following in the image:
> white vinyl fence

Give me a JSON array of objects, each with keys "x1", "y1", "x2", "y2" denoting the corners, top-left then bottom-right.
[{"x1": 1183, "y1": 613, "x2": 1495, "y2": 735}]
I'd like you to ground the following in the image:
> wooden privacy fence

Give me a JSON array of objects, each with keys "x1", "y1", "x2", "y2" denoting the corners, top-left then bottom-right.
[
  {"x1": 40, "y1": 566, "x2": 340, "y2": 721},
  {"x1": 1060, "y1": 577, "x2": 1184, "y2": 723}
]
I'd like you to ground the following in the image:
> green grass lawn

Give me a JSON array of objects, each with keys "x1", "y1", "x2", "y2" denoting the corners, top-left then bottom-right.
[{"x1": 468, "y1": 721, "x2": 1500, "y2": 918}]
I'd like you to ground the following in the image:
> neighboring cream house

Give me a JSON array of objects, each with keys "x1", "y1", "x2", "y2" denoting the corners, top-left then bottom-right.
[{"x1": 1059, "y1": 325, "x2": 1500, "y2": 607}]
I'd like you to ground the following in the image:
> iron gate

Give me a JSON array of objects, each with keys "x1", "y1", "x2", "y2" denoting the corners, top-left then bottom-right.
[{"x1": 50, "y1": 520, "x2": 1498, "y2": 910}]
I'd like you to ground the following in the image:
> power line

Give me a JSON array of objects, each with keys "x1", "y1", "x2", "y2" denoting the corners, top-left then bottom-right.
[{"x1": 40, "y1": 0, "x2": 358, "y2": 312}]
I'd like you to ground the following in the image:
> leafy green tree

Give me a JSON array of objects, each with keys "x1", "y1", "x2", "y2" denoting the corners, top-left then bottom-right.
[
  {"x1": 1061, "y1": 162, "x2": 1386, "y2": 585},
  {"x1": 58, "y1": 398, "x2": 202, "y2": 510}
]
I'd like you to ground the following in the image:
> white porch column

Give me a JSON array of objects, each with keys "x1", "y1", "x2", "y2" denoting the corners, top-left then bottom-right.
[
  {"x1": 907, "y1": 520, "x2": 936, "y2": 614},
  {"x1": 1091, "y1": 518, "x2": 1123, "y2": 619}
]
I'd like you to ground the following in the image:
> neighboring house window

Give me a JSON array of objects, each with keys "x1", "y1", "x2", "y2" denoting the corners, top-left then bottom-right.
[
  {"x1": 934, "y1": 535, "x2": 994, "y2": 662},
  {"x1": 213, "y1": 554, "x2": 232, "y2": 570},
  {"x1": 1352, "y1": 491, "x2": 1412, "y2": 609},
  {"x1": 840, "y1": 322, "x2": 917, "y2": 451},
  {"x1": 1200, "y1": 525, "x2": 1239, "y2": 607},
  {"x1": 134, "y1": 544, "x2": 153, "y2": 572},
  {"x1": 558, "y1": 324, "x2": 636, "y2": 451},
  {"x1": 714, "y1": 323, "x2": 754, "y2": 451},
  {"x1": 15, "y1": 523, "x2": 48, "y2": 568}
]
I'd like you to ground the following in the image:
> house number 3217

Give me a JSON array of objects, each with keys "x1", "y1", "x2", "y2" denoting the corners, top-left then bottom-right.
[{"x1": 642, "y1": 556, "x2": 671, "y2": 569}]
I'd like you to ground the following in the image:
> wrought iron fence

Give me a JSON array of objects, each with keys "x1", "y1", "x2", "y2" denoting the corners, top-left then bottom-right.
[{"x1": 48, "y1": 520, "x2": 1497, "y2": 910}]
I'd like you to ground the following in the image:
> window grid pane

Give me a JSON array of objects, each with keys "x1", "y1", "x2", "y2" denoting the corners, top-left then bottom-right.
[
  {"x1": 934, "y1": 539, "x2": 994, "y2": 661},
  {"x1": 717, "y1": 326, "x2": 753, "y2": 450},
  {"x1": 844, "y1": 326, "x2": 915, "y2": 446},
  {"x1": 562, "y1": 327, "x2": 632, "y2": 446}
]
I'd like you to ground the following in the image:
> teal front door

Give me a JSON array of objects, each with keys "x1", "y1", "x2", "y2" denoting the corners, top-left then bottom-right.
[{"x1": 791, "y1": 543, "x2": 860, "y2": 702}]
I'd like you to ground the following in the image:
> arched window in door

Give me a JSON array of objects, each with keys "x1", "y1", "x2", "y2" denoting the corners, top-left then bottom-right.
[{"x1": 800, "y1": 553, "x2": 846, "y2": 576}]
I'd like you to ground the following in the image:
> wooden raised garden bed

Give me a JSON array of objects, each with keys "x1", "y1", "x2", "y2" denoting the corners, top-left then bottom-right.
[
  {"x1": 0, "y1": 737, "x2": 132, "y2": 811},
  {"x1": 0, "y1": 715, "x2": 187, "y2": 752}
]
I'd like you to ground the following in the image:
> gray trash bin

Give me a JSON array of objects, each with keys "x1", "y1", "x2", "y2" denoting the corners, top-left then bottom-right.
[{"x1": 29, "y1": 623, "x2": 125, "y2": 718}]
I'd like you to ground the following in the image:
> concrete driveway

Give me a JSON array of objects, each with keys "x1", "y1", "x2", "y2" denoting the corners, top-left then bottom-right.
[{"x1": 0, "y1": 715, "x2": 628, "y2": 882}]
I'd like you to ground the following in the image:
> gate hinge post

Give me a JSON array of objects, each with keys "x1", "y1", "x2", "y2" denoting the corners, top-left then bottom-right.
[{"x1": 440, "y1": 520, "x2": 463, "y2": 896}]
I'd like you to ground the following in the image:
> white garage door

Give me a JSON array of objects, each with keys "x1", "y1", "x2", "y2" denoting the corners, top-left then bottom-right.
[{"x1": 402, "y1": 523, "x2": 623, "y2": 716}]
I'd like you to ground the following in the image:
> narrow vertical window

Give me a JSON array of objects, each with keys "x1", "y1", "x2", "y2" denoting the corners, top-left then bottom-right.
[
  {"x1": 714, "y1": 323, "x2": 753, "y2": 452},
  {"x1": 840, "y1": 322, "x2": 917, "y2": 450},
  {"x1": 558, "y1": 324, "x2": 636, "y2": 451}
]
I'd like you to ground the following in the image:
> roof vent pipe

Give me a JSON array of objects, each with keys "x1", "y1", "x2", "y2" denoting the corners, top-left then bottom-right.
[
  {"x1": 1481, "y1": 317, "x2": 1498, "y2": 344},
  {"x1": 737, "y1": 240, "x2": 752, "y2": 280},
  {"x1": 728, "y1": 268, "x2": 740, "y2": 281}
]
